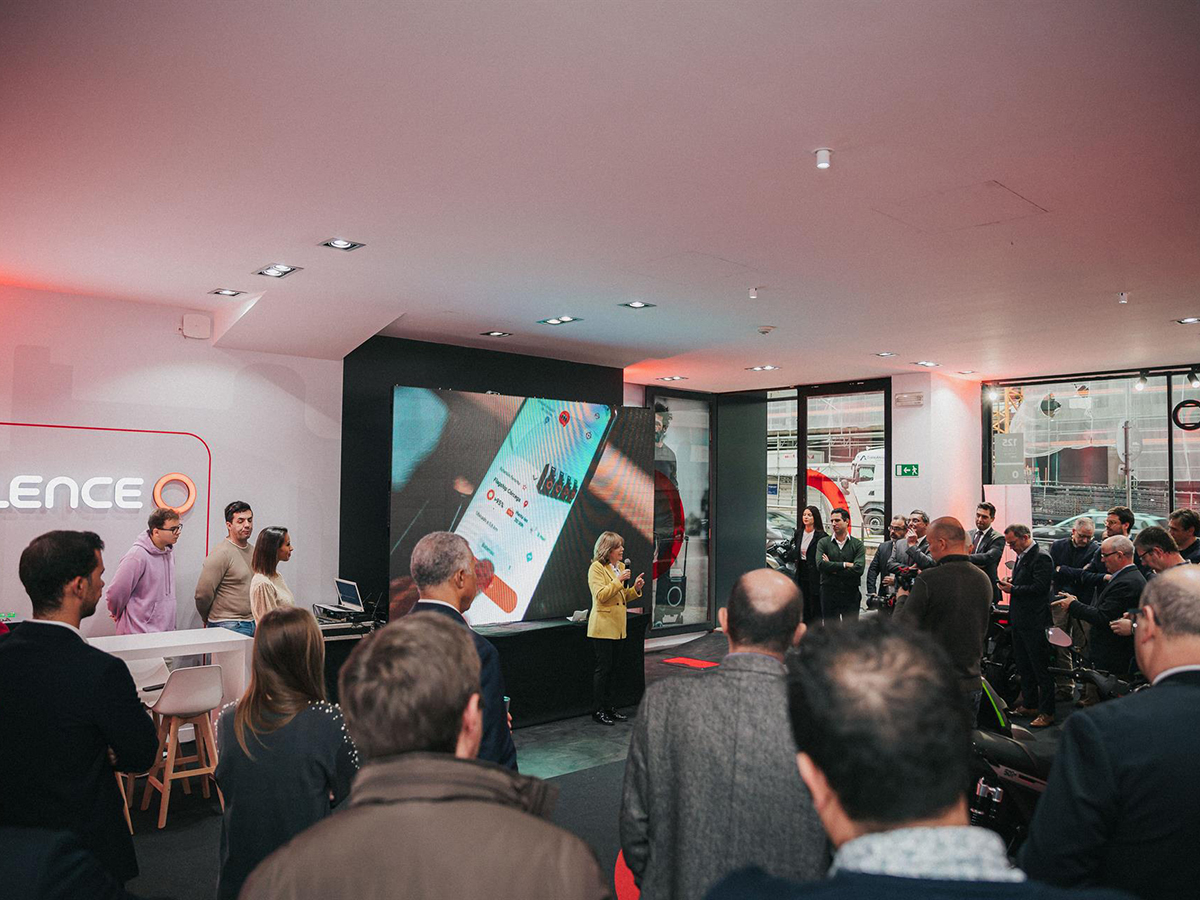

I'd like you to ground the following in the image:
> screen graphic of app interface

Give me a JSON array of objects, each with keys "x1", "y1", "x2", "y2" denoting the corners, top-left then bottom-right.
[{"x1": 458, "y1": 398, "x2": 613, "y2": 625}]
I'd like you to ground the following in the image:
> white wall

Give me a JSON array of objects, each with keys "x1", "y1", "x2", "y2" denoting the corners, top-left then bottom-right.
[
  {"x1": 891, "y1": 372, "x2": 983, "y2": 527},
  {"x1": 0, "y1": 287, "x2": 342, "y2": 634}
]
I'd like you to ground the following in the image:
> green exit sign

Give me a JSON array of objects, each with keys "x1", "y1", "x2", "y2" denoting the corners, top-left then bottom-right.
[{"x1": 895, "y1": 463, "x2": 920, "y2": 477}]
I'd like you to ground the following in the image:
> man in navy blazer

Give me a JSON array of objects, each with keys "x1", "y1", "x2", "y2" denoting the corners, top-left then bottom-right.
[
  {"x1": 0, "y1": 531, "x2": 159, "y2": 883},
  {"x1": 968, "y1": 502, "x2": 1007, "y2": 603},
  {"x1": 706, "y1": 619, "x2": 1130, "y2": 900},
  {"x1": 1021, "y1": 566, "x2": 1200, "y2": 899},
  {"x1": 1052, "y1": 535, "x2": 1145, "y2": 677},
  {"x1": 998, "y1": 524, "x2": 1057, "y2": 726},
  {"x1": 408, "y1": 531, "x2": 517, "y2": 770}
]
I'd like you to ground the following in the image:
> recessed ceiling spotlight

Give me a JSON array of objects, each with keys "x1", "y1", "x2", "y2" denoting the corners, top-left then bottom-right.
[
  {"x1": 1118, "y1": 292, "x2": 1129, "y2": 304},
  {"x1": 958, "y1": 370, "x2": 976, "y2": 375},
  {"x1": 481, "y1": 331, "x2": 512, "y2": 337},
  {"x1": 255, "y1": 264, "x2": 302, "y2": 278},
  {"x1": 1177, "y1": 317, "x2": 1200, "y2": 325},
  {"x1": 209, "y1": 289, "x2": 244, "y2": 297},
  {"x1": 657, "y1": 376, "x2": 688, "y2": 381},
  {"x1": 746, "y1": 365, "x2": 780, "y2": 372},
  {"x1": 1135, "y1": 370, "x2": 1148, "y2": 391},
  {"x1": 875, "y1": 351, "x2": 897, "y2": 358},
  {"x1": 622, "y1": 301, "x2": 657, "y2": 309},
  {"x1": 321, "y1": 238, "x2": 365, "y2": 251},
  {"x1": 749, "y1": 287, "x2": 759, "y2": 300},
  {"x1": 537, "y1": 316, "x2": 583, "y2": 326},
  {"x1": 914, "y1": 361, "x2": 941, "y2": 368},
  {"x1": 814, "y1": 148, "x2": 832, "y2": 169}
]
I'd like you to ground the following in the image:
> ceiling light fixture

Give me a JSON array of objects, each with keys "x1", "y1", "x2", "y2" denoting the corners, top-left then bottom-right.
[
  {"x1": 987, "y1": 388, "x2": 1001, "y2": 402},
  {"x1": 481, "y1": 331, "x2": 512, "y2": 337},
  {"x1": 749, "y1": 287, "x2": 759, "y2": 300},
  {"x1": 746, "y1": 365, "x2": 780, "y2": 372},
  {"x1": 321, "y1": 238, "x2": 365, "y2": 251},
  {"x1": 1118, "y1": 292, "x2": 1129, "y2": 304},
  {"x1": 1135, "y1": 370, "x2": 1148, "y2": 391},
  {"x1": 914, "y1": 360, "x2": 941, "y2": 368},
  {"x1": 538, "y1": 316, "x2": 583, "y2": 326},
  {"x1": 209, "y1": 289, "x2": 244, "y2": 297},
  {"x1": 815, "y1": 148, "x2": 832, "y2": 169},
  {"x1": 621, "y1": 301, "x2": 656, "y2": 309},
  {"x1": 658, "y1": 376, "x2": 688, "y2": 381},
  {"x1": 1177, "y1": 317, "x2": 1200, "y2": 325},
  {"x1": 255, "y1": 264, "x2": 302, "y2": 278},
  {"x1": 875, "y1": 351, "x2": 897, "y2": 358},
  {"x1": 1187, "y1": 369, "x2": 1200, "y2": 388},
  {"x1": 958, "y1": 370, "x2": 977, "y2": 375}
]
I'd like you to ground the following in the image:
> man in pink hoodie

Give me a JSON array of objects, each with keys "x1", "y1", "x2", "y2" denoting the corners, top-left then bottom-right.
[{"x1": 105, "y1": 507, "x2": 181, "y2": 634}]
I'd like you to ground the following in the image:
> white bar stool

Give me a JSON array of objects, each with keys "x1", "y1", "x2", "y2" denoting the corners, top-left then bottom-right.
[{"x1": 139, "y1": 664, "x2": 225, "y2": 829}]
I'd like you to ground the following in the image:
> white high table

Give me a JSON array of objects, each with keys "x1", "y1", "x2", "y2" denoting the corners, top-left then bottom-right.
[{"x1": 90, "y1": 627, "x2": 254, "y2": 707}]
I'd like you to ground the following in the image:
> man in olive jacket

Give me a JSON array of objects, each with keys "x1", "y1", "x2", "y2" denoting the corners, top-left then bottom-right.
[
  {"x1": 816, "y1": 508, "x2": 866, "y2": 621},
  {"x1": 242, "y1": 614, "x2": 610, "y2": 900}
]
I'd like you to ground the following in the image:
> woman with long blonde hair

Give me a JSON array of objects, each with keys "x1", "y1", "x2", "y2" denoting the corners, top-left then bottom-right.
[
  {"x1": 587, "y1": 531, "x2": 644, "y2": 726},
  {"x1": 215, "y1": 606, "x2": 359, "y2": 900}
]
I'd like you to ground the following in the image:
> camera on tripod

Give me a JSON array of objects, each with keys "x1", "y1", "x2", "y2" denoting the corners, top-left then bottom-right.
[{"x1": 865, "y1": 593, "x2": 896, "y2": 613}]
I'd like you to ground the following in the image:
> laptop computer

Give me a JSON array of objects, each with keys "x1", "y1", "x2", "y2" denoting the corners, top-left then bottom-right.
[{"x1": 314, "y1": 579, "x2": 371, "y2": 622}]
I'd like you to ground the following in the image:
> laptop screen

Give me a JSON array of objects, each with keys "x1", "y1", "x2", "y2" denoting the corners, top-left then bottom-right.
[{"x1": 334, "y1": 579, "x2": 364, "y2": 610}]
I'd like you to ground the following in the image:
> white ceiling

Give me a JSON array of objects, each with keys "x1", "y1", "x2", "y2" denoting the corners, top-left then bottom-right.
[{"x1": 1, "y1": 0, "x2": 1198, "y2": 390}]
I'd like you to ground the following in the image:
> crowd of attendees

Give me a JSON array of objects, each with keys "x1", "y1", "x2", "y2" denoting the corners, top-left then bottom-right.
[{"x1": 2, "y1": 500, "x2": 1199, "y2": 900}]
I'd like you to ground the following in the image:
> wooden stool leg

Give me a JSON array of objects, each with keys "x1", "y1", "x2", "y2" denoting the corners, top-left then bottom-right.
[
  {"x1": 141, "y1": 717, "x2": 169, "y2": 811},
  {"x1": 200, "y1": 714, "x2": 222, "y2": 810},
  {"x1": 157, "y1": 718, "x2": 180, "y2": 829},
  {"x1": 191, "y1": 716, "x2": 210, "y2": 799},
  {"x1": 115, "y1": 771, "x2": 133, "y2": 835}
]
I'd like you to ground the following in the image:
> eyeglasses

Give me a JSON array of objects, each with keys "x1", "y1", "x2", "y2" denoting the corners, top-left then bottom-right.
[
  {"x1": 160, "y1": 524, "x2": 183, "y2": 534},
  {"x1": 1099, "y1": 549, "x2": 1122, "y2": 559}
]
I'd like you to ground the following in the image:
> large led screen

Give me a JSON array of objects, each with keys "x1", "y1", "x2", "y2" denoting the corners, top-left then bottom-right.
[{"x1": 389, "y1": 387, "x2": 654, "y2": 626}]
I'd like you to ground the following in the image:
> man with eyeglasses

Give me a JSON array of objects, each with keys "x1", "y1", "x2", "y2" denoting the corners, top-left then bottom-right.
[
  {"x1": 104, "y1": 506, "x2": 182, "y2": 634},
  {"x1": 1022, "y1": 566, "x2": 1200, "y2": 900},
  {"x1": 1052, "y1": 535, "x2": 1146, "y2": 688}
]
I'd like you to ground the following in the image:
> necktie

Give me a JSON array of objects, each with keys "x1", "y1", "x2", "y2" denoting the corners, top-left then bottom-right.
[{"x1": 975, "y1": 531, "x2": 984, "y2": 552}]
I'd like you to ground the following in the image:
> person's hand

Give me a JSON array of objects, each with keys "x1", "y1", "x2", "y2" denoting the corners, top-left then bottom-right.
[
  {"x1": 883, "y1": 574, "x2": 895, "y2": 586},
  {"x1": 1103, "y1": 574, "x2": 1113, "y2": 582},
  {"x1": 106, "y1": 747, "x2": 119, "y2": 769},
  {"x1": 998, "y1": 579, "x2": 1012, "y2": 593},
  {"x1": 896, "y1": 585, "x2": 910, "y2": 598},
  {"x1": 507, "y1": 711, "x2": 513, "y2": 731},
  {"x1": 843, "y1": 561, "x2": 852, "y2": 569},
  {"x1": 906, "y1": 530, "x2": 918, "y2": 546},
  {"x1": 821, "y1": 553, "x2": 830, "y2": 562},
  {"x1": 1051, "y1": 597, "x2": 1072, "y2": 610},
  {"x1": 1110, "y1": 617, "x2": 1133, "y2": 637},
  {"x1": 617, "y1": 568, "x2": 631, "y2": 583},
  {"x1": 633, "y1": 573, "x2": 645, "y2": 592}
]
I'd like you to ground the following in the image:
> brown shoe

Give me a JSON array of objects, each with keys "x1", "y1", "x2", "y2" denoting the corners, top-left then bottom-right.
[
  {"x1": 1029, "y1": 714, "x2": 1055, "y2": 728},
  {"x1": 1075, "y1": 696, "x2": 1097, "y2": 709},
  {"x1": 1011, "y1": 706, "x2": 1038, "y2": 717}
]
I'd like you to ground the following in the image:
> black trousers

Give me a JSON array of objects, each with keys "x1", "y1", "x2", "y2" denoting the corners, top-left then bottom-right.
[
  {"x1": 1012, "y1": 625, "x2": 1056, "y2": 716},
  {"x1": 592, "y1": 637, "x2": 621, "y2": 712},
  {"x1": 822, "y1": 591, "x2": 861, "y2": 622}
]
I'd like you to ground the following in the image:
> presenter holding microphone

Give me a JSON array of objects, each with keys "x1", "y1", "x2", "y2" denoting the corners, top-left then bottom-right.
[{"x1": 588, "y1": 532, "x2": 644, "y2": 726}]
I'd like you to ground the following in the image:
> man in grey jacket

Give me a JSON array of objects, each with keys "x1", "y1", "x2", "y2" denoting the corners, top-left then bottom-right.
[{"x1": 620, "y1": 568, "x2": 829, "y2": 899}]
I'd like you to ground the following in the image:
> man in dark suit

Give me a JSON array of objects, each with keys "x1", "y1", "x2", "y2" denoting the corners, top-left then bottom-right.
[
  {"x1": 620, "y1": 569, "x2": 827, "y2": 900},
  {"x1": 904, "y1": 509, "x2": 935, "y2": 570},
  {"x1": 816, "y1": 508, "x2": 866, "y2": 621},
  {"x1": 998, "y1": 524, "x2": 1056, "y2": 727},
  {"x1": 1167, "y1": 507, "x2": 1200, "y2": 564},
  {"x1": 707, "y1": 619, "x2": 1130, "y2": 900},
  {"x1": 866, "y1": 515, "x2": 907, "y2": 600},
  {"x1": 968, "y1": 501, "x2": 1006, "y2": 603},
  {"x1": 1021, "y1": 566, "x2": 1200, "y2": 900},
  {"x1": 1053, "y1": 535, "x2": 1146, "y2": 680},
  {"x1": 408, "y1": 531, "x2": 517, "y2": 770},
  {"x1": 0, "y1": 531, "x2": 159, "y2": 883},
  {"x1": 1048, "y1": 516, "x2": 1100, "y2": 700}
]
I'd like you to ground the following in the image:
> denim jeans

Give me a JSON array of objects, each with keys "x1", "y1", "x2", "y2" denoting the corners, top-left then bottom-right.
[{"x1": 209, "y1": 619, "x2": 255, "y2": 638}]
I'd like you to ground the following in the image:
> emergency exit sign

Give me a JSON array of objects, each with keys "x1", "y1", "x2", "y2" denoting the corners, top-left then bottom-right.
[{"x1": 895, "y1": 463, "x2": 920, "y2": 477}]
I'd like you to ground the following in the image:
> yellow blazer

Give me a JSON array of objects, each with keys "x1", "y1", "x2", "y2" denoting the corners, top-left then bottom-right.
[{"x1": 587, "y1": 559, "x2": 641, "y2": 640}]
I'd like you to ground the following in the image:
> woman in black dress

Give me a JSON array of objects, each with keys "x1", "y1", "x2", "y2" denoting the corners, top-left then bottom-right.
[
  {"x1": 215, "y1": 606, "x2": 359, "y2": 900},
  {"x1": 789, "y1": 505, "x2": 826, "y2": 624}
]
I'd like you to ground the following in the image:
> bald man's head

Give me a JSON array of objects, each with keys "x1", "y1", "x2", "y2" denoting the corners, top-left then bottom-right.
[
  {"x1": 927, "y1": 516, "x2": 968, "y2": 562},
  {"x1": 725, "y1": 568, "x2": 803, "y2": 654}
]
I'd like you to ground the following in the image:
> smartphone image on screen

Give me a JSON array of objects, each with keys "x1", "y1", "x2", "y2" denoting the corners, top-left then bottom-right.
[{"x1": 457, "y1": 397, "x2": 614, "y2": 625}]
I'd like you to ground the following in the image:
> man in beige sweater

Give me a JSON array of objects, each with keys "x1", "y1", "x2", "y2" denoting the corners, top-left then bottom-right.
[{"x1": 194, "y1": 500, "x2": 256, "y2": 636}]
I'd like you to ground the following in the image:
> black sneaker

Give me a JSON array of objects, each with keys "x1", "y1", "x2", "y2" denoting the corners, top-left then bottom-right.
[
  {"x1": 606, "y1": 708, "x2": 628, "y2": 722},
  {"x1": 592, "y1": 710, "x2": 615, "y2": 726}
]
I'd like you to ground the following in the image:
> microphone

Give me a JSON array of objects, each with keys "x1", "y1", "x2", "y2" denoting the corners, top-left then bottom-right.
[{"x1": 623, "y1": 558, "x2": 631, "y2": 567}]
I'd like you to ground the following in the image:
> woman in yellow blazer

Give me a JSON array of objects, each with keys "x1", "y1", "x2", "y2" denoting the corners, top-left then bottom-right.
[{"x1": 588, "y1": 531, "x2": 644, "y2": 726}]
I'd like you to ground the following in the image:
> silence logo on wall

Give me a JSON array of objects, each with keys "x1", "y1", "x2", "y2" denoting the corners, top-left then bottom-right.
[{"x1": 0, "y1": 472, "x2": 197, "y2": 512}]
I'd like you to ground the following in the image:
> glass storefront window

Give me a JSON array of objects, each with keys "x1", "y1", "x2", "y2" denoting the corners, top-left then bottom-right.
[
  {"x1": 988, "y1": 377, "x2": 1170, "y2": 542},
  {"x1": 651, "y1": 394, "x2": 710, "y2": 629}
]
